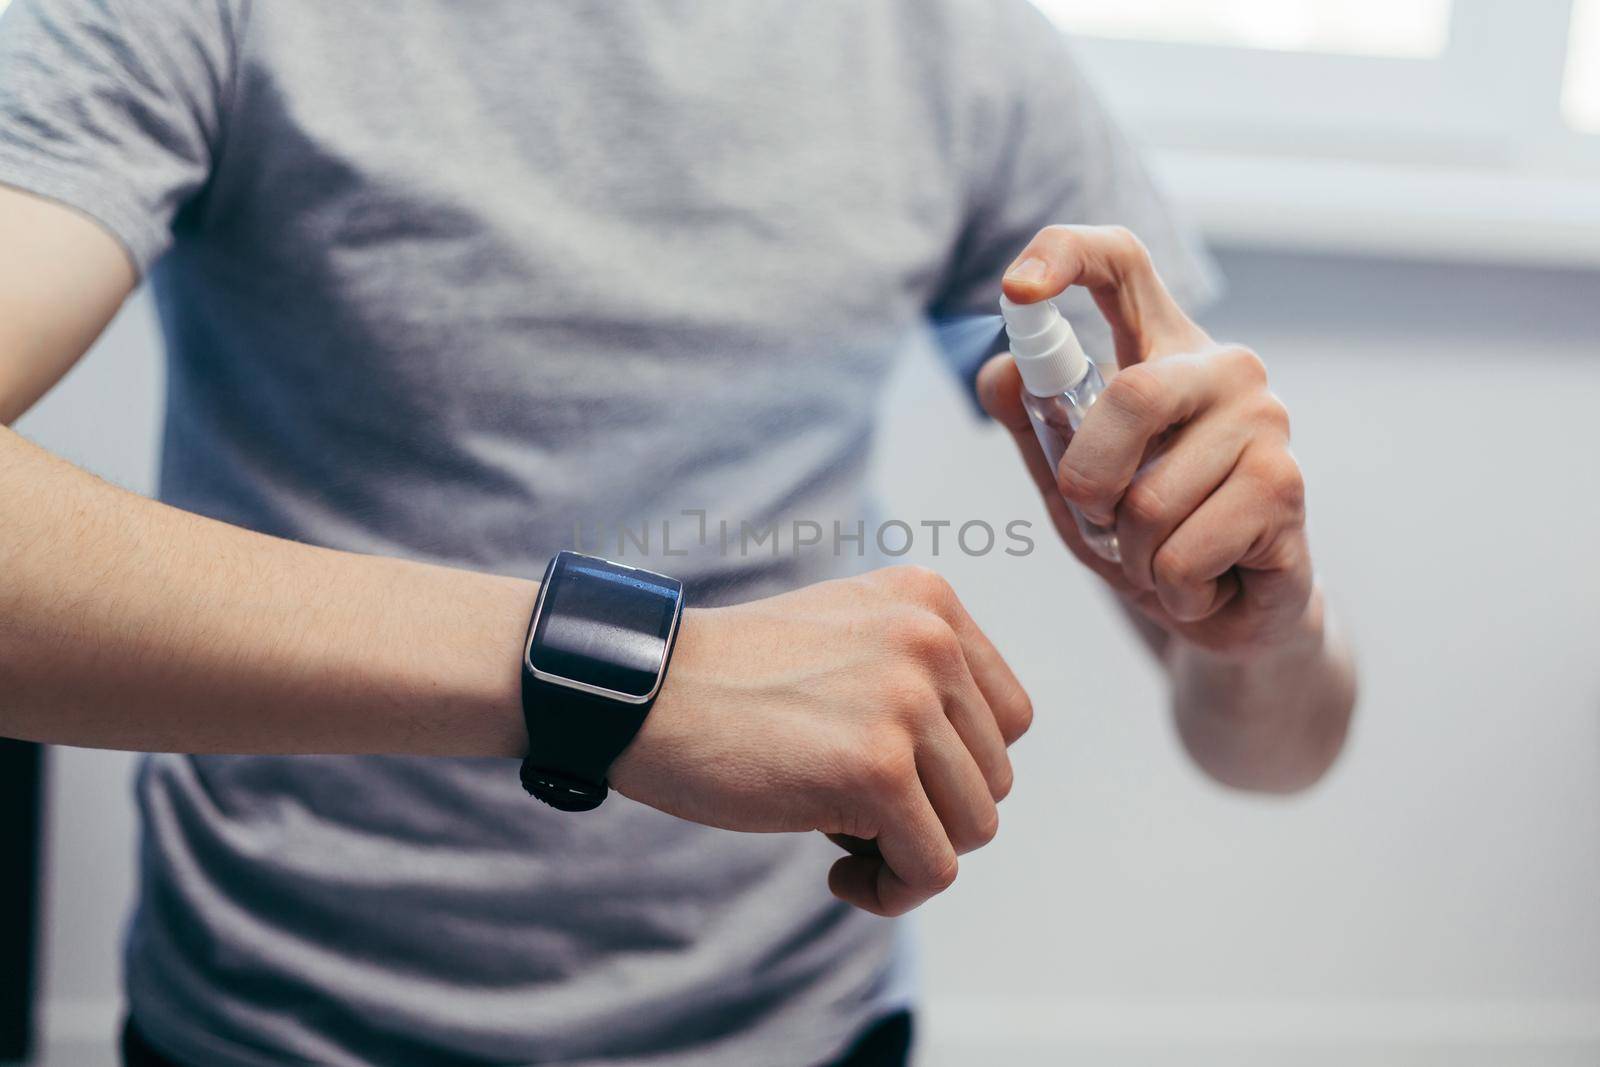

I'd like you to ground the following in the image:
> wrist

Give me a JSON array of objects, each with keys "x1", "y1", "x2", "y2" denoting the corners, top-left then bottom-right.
[
  {"x1": 374, "y1": 564, "x2": 533, "y2": 759},
  {"x1": 1170, "y1": 582, "x2": 1327, "y2": 672},
  {"x1": 469, "y1": 574, "x2": 543, "y2": 759},
  {"x1": 1169, "y1": 585, "x2": 1354, "y2": 792},
  {"x1": 1165, "y1": 585, "x2": 1330, "y2": 730},
  {"x1": 606, "y1": 606, "x2": 708, "y2": 803}
]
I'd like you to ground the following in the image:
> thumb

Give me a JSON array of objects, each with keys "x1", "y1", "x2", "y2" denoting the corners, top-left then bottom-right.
[{"x1": 974, "y1": 350, "x2": 1031, "y2": 432}]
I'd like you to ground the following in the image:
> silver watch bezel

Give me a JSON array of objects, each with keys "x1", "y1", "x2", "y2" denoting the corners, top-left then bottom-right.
[{"x1": 521, "y1": 553, "x2": 684, "y2": 706}]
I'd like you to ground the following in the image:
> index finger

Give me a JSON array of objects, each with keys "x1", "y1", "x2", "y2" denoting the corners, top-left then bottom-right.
[
  {"x1": 943, "y1": 594, "x2": 1033, "y2": 748},
  {"x1": 829, "y1": 786, "x2": 958, "y2": 917},
  {"x1": 1001, "y1": 225, "x2": 1208, "y2": 366},
  {"x1": 910, "y1": 563, "x2": 1036, "y2": 747}
]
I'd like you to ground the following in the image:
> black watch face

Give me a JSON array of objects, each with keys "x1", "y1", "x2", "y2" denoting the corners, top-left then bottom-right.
[{"x1": 527, "y1": 553, "x2": 682, "y2": 700}]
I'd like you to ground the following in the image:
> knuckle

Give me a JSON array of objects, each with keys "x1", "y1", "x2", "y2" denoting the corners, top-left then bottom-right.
[
  {"x1": 1006, "y1": 691, "x2": 1035, "y2": 743},
  {"x1": 1039, "y1": 223, "x2": 1076, "y2": 248},
  {"x1": 1261, "y1": 454, "x2": 1307, "y2": 514},
  {"x1": 1057, "y1": 457, "x2": 1117, "y2": 507},
  {"x1": 1223, "y1": 344, "x2": 1269, "y2": 386},
  {"x1": 955, "y1": 808, "x2": 1000, "y2": 855},
  {"x1": 1119, "y1": 481, "x2": 1170, "y2": 528},
  {"x1": 1153, "y1": 542, "x2": 1201, "y2": 591},
  {"x1": 1105, "y1": 363, "x2": 1167, "y2": 426},
  {"x1": 974, "y1": 805, "x2": 1000, "y2": 848},
  {"x1": 904, "y1": 614, "x2": 961, "y2": 666},
  {"x1": 858, "y1": 740, "x2": 916, "y2": 803},
  {"x1": 1104, "y1": 224, "x2": 1150, "y2": 265},
  {"x1": 991, "y1": 761, "x2": 1016, "y2": 802},
  {"x1": 926, "y1": 855, "x2": 960, "y2": 893},
  {"x1": 1247, "y1": 390, "x2": 1292, "y2": 435},
  {"x1": 890, "y1": 564, "x2": 953, "y2": 609}
]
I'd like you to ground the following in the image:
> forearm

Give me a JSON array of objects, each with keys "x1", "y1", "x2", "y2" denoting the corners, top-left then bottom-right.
[
  {"x1": 0, "y1": 426, "x2": 532, "y2": 756},
  {"x1": 1163, "y1": 586, "x2": 1356, "y2": 793}
]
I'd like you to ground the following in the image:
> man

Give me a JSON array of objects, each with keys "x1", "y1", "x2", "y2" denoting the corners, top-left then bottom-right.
[{"x1": 0, "y1": 2, "x2": 1356, "y2": 1065}]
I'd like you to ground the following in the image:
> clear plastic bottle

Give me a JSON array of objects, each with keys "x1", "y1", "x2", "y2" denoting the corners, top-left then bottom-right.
[{"x1": 999, "y1": 295, "x2": 1121, "y2": 563}]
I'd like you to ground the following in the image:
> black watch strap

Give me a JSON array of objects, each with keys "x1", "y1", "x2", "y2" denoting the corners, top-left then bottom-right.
[{"x1": 519, "y1": 678, "x2": 654, "y2": 811}]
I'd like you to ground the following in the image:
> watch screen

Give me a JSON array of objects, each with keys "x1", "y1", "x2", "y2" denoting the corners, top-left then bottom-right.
[{"x1": 528, "y1": 554, "x2": 682, "y2": 699}]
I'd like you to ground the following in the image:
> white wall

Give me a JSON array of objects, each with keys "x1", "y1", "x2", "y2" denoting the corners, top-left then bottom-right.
[{"x1": 16, "y1": 249, "x2": 1600, "y2": 1066}]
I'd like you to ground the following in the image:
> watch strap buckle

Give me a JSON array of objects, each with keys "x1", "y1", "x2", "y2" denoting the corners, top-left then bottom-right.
[{"x1": 519, "y1": 762, "x2": 608, "y2": 812}]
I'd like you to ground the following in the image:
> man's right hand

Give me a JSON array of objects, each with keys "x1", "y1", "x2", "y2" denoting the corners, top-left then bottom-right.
[{"x1": 608, "y1": 566, "x2": 1033, "y2": 917}]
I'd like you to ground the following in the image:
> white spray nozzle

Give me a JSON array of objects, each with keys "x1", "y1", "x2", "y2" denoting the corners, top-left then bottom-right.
[{"x1": 1000, "y1": 294, "x2": 1089, "y2": 398}]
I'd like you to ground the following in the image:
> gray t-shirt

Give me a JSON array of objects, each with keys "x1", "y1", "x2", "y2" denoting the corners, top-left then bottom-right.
[{"x1": 0, "y1": 2, "x2": 1217, "y2": 1064}]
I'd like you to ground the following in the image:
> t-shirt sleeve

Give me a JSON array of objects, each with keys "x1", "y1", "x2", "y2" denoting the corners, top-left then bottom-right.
[
  {"x1": 930, "y1": 2, "x2": 1222, "y2": 387},
  {"x1": 0, "y1": 0, "x2": 241, "y2": 275}
]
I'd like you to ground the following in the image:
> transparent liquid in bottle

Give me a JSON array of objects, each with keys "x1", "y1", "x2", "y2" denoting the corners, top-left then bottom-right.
[{"x1": 1020, "y1": 362, "x2": 1122, "y2": 562}]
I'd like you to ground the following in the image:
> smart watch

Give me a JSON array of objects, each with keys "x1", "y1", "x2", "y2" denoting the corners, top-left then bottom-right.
[{"x1": 519, "y1": 551, "x2": 685, "y2": 812}]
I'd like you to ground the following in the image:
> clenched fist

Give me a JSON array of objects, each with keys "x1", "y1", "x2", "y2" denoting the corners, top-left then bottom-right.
[{"x1": 609, "y1": 566, "x2": 1032, "y2": 917}]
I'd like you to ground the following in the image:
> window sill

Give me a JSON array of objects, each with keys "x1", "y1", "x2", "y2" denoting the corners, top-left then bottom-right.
[{"x1": 1154, "y1": 147, "x2": 1600, "y2": 270}]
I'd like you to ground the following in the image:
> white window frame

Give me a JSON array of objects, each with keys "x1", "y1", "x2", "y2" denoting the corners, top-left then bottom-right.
[{"x1": 1056, "y1": 0, "x2": 1600, "y2": 266}]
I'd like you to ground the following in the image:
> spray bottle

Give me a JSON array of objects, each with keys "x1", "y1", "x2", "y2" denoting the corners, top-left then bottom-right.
[{"x1": 999, "y1": 295, "x2": 1121, "y2": 563}]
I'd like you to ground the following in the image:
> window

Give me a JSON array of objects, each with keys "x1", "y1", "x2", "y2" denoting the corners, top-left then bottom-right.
[
  {"x1": 1032, "y1": 1, "x2": 1600, "y2": 267},
  {"x1": 1032, "y1": 0, "x2": 1452, "y2": 58},
  {"x1": 1564, "y1": 0, "x2": 1600, "y2": 132}
]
